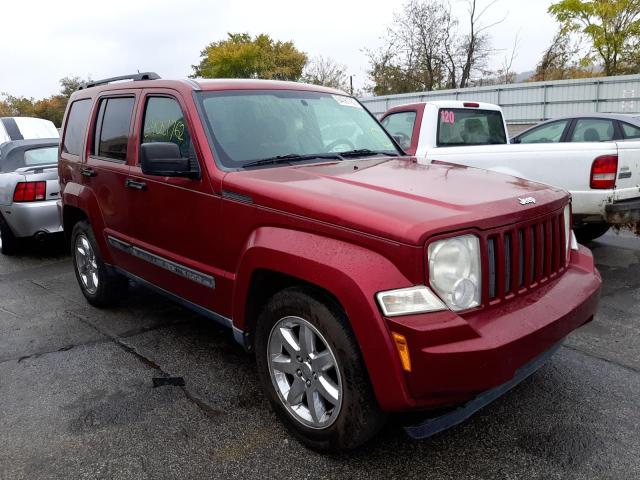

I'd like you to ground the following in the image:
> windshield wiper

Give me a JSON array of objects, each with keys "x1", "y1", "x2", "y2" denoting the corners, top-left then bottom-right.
[
  {"x1": 336, "y1": 149, "x2": 399, "y2": 158},
  {"x1": 242, "y1": 153, "x2": 343, "y2": 168}
]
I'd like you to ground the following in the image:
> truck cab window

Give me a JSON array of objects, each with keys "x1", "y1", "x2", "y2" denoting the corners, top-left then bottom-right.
[{"x1": 437, "y1": 108, "x2": 506, "y2": 147}]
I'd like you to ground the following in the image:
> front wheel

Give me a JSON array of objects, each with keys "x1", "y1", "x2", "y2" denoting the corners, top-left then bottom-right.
[
  {"x1": 255, "y1": 287, "x2": 385, "y2": 451},
  {"x1": 71, "y1": 220, "x2": 128, "y2": 307}
]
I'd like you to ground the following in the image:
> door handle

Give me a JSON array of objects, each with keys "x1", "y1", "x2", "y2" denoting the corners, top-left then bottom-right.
[
  {"x1": 80, "y1": 167, "x2": 97, "y2": 177},
  {"x1": 125, "y1": 178, "x2": 147, "y2": 190}
]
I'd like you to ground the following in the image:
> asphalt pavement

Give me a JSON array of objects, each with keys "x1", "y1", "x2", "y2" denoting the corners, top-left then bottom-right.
[{"x1": 0, "y1": 231, "x2": 638, "y2": 479}]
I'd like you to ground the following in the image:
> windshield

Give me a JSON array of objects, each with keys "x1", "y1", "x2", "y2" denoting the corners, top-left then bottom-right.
[
  {"x1": 197, "y1": 90, "x2": 399, "y2": 168},
  {"x1": 437, "y1": 108, "x2": 506, "y2": 147}
]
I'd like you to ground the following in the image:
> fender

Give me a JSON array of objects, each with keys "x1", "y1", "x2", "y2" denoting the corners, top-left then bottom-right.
[
  {"x1": 233, "y1": 226, "x2": 416, "y2": 410},
  {"x1": 62, "y1": 181, "x2": 113, "y2": 263}
]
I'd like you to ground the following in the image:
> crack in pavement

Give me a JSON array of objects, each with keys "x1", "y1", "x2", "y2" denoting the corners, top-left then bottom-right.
[
  {"x1": 0, "y1": 260, "x2": 70, "y2": 283},
  {"x1": 0, "y1": 305, "x2": 20, "y2": 318},
  {"x1": 65, "y1": 310, "x2": 223, "y2": 419},
  {"x1": 0, "y1": 315, "x2": 190, "y2": 365},
  {"x1": 562, "y1": 344, "x2": 640, "y2": 375}
]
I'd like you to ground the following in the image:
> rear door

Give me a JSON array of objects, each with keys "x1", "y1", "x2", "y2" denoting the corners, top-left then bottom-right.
[
  {"x1": 124, "y1": 89, "x2": 223, "y2": 313},
  {"x1": 83, "y1": 91, "x2": 139, "y2": 270}
]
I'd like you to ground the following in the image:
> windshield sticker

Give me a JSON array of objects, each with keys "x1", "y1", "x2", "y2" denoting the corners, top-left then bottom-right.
[
  {"x1": 440, "y1": 110, "x2": 455, "y2": 124},
  {"x1": 333, "y1": 95, "x2": 360, "y2": 108}
]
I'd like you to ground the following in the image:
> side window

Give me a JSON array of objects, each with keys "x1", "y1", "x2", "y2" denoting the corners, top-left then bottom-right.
[
  {"x1": 518, "y1": 120, "x2": 569, "y2": 144},
  {"x1": 93, "y1": 97, "x2": 135, "y2": 162},
  {"x1": 570, "y1": 118, "x2": 614, "y2": 142},
  {"x1": 621, "y1": 122, "x2": 640, "y2": 139},
  {"x1": 141, "y1": 97, "x2": 193, "y2": 158},
  {"x1": 381, "y1": 111, "x2": 416, "y2": 150},
  {"x1": 63, "y1": 99, "x2": 92, "y2": 156}
]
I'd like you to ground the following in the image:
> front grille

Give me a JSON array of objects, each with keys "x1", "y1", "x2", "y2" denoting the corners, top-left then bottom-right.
[{"x1": 485, "y1": 209, "x2": 567, "y2": 304}]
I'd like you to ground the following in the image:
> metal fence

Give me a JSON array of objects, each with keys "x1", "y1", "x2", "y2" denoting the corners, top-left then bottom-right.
[{"x1": 359, "y1": 74, "x2": 640, "y2": 125}]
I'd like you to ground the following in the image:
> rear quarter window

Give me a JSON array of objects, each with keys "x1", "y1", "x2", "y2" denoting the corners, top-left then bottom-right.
[
  {"x1": 63, "y1": 99, "x2": 92, "y2": 156},
  {"x1": 621, "y1": 122, "x2": 640, "y2": 139}
]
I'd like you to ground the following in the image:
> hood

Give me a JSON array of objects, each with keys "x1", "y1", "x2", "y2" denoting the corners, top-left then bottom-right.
[{"x1": 222, "y1": 157, "x2": 568, "y2": 245}]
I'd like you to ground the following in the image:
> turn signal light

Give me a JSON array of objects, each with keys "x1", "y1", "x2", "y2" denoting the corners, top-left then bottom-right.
[
  {"x1": 590, "y1": 155, "x2": 618, "y2": 189},
  {"x1": 392, "y1": 332, "x2": 412, "y2": 372},
  {"x1": 13, "y1": 181, "x2": 46, "y2": 202}
]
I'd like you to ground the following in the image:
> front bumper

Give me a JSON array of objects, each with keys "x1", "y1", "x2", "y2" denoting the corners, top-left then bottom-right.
[
  {"x1": 2, "y1": 200, "x2": 63, "y2": 238},
  {"x1": 385, "y1": 245, "x2": 601, "y2": 409},
  {"x1": 404, "y1": 340, "x2": 562, "y2": 439}
]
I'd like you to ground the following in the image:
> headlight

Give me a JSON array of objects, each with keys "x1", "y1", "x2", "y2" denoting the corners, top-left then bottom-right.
[
  {"x1": 376, "y1": 286, "x2": 446, "y2": 316},
  {"x1": 428, "y1": 234, "x2": 481, "y2": 311},
  {"x1": 563, "y1": 204, "x2": 572, "y2": 255}
]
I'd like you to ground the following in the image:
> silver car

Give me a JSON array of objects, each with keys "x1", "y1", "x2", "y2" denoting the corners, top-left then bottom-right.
[{"x1": 0, "y1": 139, "x2": 62, "y2": 254}]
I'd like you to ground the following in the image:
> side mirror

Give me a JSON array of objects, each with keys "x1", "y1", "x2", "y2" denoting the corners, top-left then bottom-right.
[
  {"x1": 511, "y1": 137, "x2": 520, "y2": 144},
  {"x1": 140, "y1": 142, "x2": 199, "y2": 178}
]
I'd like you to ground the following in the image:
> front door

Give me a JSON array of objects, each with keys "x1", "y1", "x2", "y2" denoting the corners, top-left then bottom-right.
[{"x1": 124, "y1": 91, "x2": 224, "y2": 313}]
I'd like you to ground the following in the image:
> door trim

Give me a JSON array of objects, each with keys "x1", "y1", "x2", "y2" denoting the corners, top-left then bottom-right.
[{"x1": 107, "y1": 235, "x2": 215, "y2": 288}]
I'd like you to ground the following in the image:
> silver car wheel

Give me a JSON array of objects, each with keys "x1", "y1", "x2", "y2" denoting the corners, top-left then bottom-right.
[
  {"x1": 267, "y1": 316, "x2": 343, "y2": 429},
  {"x1": 75, "y1": 233, "x2": 99, "y2": 295}
]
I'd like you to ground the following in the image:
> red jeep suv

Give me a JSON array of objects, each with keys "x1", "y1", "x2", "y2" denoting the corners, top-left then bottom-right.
[{"x1": 58, "y1": 73, "x2": 601, "y2": 451}]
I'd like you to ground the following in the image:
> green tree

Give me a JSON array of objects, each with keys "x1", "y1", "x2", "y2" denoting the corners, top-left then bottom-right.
[
  {"x1": 531, "y1": 31, "x2": 598, "y2": 81},
  {"x1": 191, "y1": 33, "x2": 307, "y2": 81},
  {"x1": 0, "y1": 94, "x2": 35, "y2": 117},
  {"x1": 302, "y1": 55, "x2": 349, "y2": 91},
  {"x1": 0, "y1": 76, "x2": 90, "y2": 126},
  {"x1": 59, "y1": 76, "x2": 87, "y2": 98},
  {"x1": 549, "y1": 0, "x2": 640, "y2": 75}
]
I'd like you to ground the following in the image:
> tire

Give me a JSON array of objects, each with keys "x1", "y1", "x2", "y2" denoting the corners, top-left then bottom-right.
[
  {"x1": 0, "y1": 216, "x2": 19, "y2": 255},
  {"x1": 254, "y1": 287, "x2": 386, "y2": 452},
  {"x1": 574, "y1": 222, "x2": 610, "y2": 244},
  {"x1": 71, "y1": 220, "x2": 128, "y2": 307}
]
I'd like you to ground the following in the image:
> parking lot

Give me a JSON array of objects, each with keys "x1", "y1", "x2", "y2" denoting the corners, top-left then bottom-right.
[{"x1": 0, "y1": 231, "x2": 638, "y2": 479}]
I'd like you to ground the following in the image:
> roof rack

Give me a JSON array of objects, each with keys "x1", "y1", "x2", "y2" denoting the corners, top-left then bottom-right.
[{"x1": 79, "y1": 72, "x2": 161, "y2": 90}]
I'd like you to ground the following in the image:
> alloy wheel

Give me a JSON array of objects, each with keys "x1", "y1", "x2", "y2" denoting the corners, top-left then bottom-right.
[
  {"x1": 267, "y1": 316, "x2": 343, "y2": 429},
  {"x1": 75, "y1": 233, "x2": 99, "y2": 295}
]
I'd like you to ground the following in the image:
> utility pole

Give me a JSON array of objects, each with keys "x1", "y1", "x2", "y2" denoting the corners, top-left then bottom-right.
[{"x1": 350, "y1": 75, "x2": 354, "y2": 95}]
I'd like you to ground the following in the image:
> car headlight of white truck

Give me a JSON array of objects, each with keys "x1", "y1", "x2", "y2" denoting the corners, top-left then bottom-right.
[{"x1": 428, "y1": 234, "x2": 481, "y2": 311}]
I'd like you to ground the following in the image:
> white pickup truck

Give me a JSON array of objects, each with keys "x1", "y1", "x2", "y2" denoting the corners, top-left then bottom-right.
[{"x1": 380, "y1": 101, "x2": 640, "y2": 242}]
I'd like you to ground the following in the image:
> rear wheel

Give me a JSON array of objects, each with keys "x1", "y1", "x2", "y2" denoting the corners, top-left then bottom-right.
[
  {"x1": 71, "y1": 220, "x2": 127, "y2": 307},
  {"x1": 574, "y1": 222, "x2": 610, "y2": 243},
  {"x1": 255, "y1": 287, "x2": 385, "y2": 451},
  {"x1": 0, "y1": 217, "x2": 19, "y2": 255}
]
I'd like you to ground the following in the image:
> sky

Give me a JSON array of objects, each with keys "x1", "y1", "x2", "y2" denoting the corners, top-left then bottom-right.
[{"x1": 0, "y1": 0, "x2": 558, "y2": 99}]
